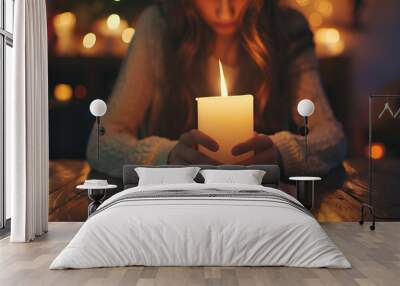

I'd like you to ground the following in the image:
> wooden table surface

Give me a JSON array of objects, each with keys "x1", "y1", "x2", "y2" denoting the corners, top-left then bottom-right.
[
  {"x1": 49, "y1": 160, "x2": 91, "y2": 222},
  {"x1": 49, "y1": 159, "x2": 399, "y2": 222}
]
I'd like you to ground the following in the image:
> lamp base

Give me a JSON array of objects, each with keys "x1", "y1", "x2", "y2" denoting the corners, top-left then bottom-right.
[
  {"x1": 289, "y1": 177, "x2": 321, "y2": 210},
  {"x1": 296, "y1": 180, "x2": 315, "y2": 210}
]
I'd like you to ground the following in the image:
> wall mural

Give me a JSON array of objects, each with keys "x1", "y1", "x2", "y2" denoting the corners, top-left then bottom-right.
[{"x1": 47, "y1": 0, "x2": 400, "y2": 223}]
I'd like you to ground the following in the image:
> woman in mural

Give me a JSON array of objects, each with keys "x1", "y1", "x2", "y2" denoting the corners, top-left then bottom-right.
[{"x1": 87, "y1": 0, "x2": 346, "y2": 178}]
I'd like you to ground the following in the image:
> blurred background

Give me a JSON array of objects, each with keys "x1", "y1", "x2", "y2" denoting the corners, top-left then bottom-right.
[{"x1": 47, "y1": 0, "x2": 400, "y2": 162}]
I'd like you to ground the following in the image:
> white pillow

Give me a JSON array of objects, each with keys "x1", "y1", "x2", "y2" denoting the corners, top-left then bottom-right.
[
  {"x1": 135, "y1": 167, "x2": 201, "y2": 186},
  {"x1": 200, "y1": 169, "x2": 266, "y2": 185}
]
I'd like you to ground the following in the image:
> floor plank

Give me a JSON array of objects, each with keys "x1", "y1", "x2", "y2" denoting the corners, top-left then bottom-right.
[{"x1": 0, "y1": 222, "x2": 399, "y2": 286}]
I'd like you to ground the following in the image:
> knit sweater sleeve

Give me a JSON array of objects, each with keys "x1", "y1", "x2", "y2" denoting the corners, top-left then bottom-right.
[
  {"x1": 270, "y1": 51, "x2": 347, "y2": 176},
  {"x1": 86, "y1": 6, "x2": 177, "y2": 178}
]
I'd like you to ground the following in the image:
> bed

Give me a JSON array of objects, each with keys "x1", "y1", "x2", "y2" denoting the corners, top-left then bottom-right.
[{"x1": 50, "y1": 165, "x2": 350, "y2": 269}]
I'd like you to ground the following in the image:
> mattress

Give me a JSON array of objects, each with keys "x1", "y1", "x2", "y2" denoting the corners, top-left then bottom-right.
[{"x1": 50, "y1": 183, "x2": 351, "y2": 269}]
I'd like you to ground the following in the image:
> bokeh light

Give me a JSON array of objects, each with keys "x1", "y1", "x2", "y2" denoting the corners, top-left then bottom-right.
[
  {"x1": 107, "y1": 14, "x2": 121, "y2": 30},
  {"x1": 54, "y1": 84, "x2": 73, "y2": 102},
  {"x1": 317, "y1": 0, "x2": 334, "y2": 17},
  {"x1": 53, "y1": 12, "x2": 76, "y2": 31},
  {"x1": 308, "y1": 12, "x2": 323, "y2": 28},
  {"x1": 75, "y1": 85, "x2": 87, "y2": 99},
  {"x1": 365, "y1": 143, "x2": 386, "y2": 160},
  {"x1": 315, "y1": 28, "x2": 340, "y2": 44},
  {"x1": 296, "y1": 0, "x2": 311, "y2": 6},
  {"x1": 122, "y1": 27, "x2": 135, "y2": 43},
  {"x1": 315, "y1": 28, "x2": 345, "y2": 56},
  {"x1": 82, "y1": 33, "x2": 97, "y2": 49}
]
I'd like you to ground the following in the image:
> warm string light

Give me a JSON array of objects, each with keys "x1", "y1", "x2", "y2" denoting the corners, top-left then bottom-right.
[
  {"x1": 53, "y1": 1, "x2": 339, "y2": 58},
  {"x1": 54, "y1": 84, "x2": 73, "y2": 102},
  {"x1": 315, "y1": 28, "x2": 345, "y2": 56},
  {"x1": 53, "y1": 10, "x2": 134, "y2": 56},
  {"x1": 53, "y1": 12, "x2": 76, "y2": 31},
  {"x1": 291, "y1": 0, "x2": 345, "y2": 56},
  {"x1": 82, "y1": 33, "x2": 96, "y2": 49},
  {"x1": 107, "y1": 14, "x2": 121, "y2": 30},
  {"x1": 96, "y1": 14, "x2": 128, "y2": 41},
  {"x1": 53, "y1": 12, "x2": 77, "y2": 55},
  {"x1": 315, "y1": 28, "x2": 340, "y2": 44},
  {"x1": 122, "y1": 27, "x2": 135, "y2": 43}
]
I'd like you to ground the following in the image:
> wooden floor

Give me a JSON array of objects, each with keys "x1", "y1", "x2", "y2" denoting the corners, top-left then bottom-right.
[{"x1": 0, "y1": 222, "x2": 399, "y2": 286}]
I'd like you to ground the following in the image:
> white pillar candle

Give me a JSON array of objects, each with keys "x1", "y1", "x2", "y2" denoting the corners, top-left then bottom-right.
[{"x1": 196, "y1": 61, "x2": 254, "y2": 163}]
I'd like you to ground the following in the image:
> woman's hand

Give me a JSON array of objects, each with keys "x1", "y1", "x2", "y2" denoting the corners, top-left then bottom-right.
[
  {"x1": 232, "y1": 133, "x2": 281, "y2": 165},
  {"x1": 168, "y1": 129, "x2": 221, "y2": 165}
]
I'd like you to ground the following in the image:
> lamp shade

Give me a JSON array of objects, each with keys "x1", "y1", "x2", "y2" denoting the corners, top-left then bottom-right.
[
  {"x1": 297, "y1": 99, "x2": 315, "y2": 117},
  {"x1": 90, "y1": 99, "x2": 107, "y2": 117}
]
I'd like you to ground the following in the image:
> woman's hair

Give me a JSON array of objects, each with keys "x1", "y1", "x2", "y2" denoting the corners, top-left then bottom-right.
[{"x1": 152, "y1": 0, "x2": 289, "y2": 139}]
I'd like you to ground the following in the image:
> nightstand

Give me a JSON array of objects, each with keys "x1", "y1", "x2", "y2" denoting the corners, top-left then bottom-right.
[
  {"x1": 289, "y1": 177, "x2": 322, "y2": 210},
  {"x1": 76, "y1": 184, "x2": 117, "y2": 216}
]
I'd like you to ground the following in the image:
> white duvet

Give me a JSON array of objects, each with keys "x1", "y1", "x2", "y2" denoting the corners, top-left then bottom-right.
[{"x1": 50, "y1": 183, "x2": 351, "y2": 269}]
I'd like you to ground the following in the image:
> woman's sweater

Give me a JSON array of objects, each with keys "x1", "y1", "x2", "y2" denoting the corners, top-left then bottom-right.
[{"x1": 86, "y1": 6, "x2": 346, "y2": 178}]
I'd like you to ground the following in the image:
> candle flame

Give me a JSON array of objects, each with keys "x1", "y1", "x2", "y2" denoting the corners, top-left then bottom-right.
[{"x1": 219, "y1": 60, "x2": 228, "y2": 97}]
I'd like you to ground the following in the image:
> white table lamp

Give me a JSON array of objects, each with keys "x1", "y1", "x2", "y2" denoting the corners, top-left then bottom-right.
[
  {"x1": 297, "y1": 99, "x2": 315, "y2": 161},
  {"x1": 90, "y1": 99, "x2": 107, "y2": 160},
  {"x1": 293, "y1": 99, "x2": 318, "y2": 210},
  {"x1": 90, "y1": 99, "x2": 107, "y2": 117}
]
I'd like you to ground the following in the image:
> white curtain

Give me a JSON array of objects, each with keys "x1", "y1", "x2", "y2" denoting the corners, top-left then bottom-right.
[{"x1": 7, "y1": 0, "x2": 49, "y2": 242}]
